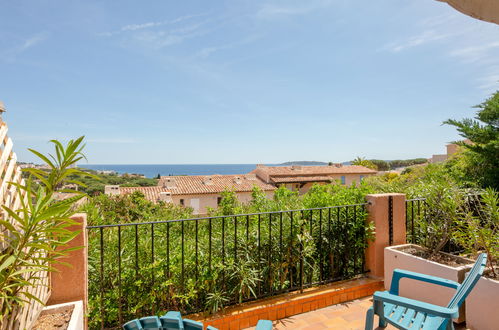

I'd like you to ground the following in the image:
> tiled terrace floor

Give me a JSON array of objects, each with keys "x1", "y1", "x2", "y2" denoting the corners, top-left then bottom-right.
[{"x1": 246, "y1": 297, "x2": 469, "y2": 330}]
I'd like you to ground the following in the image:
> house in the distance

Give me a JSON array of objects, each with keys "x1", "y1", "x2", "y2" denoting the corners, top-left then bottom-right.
[
  {"x1": 429, "y1": 139, "x2": 472, "y2": 163},
  {"x1": 252, "y1": 164, "x2": 377, "y2": 194},
  {"x1": 106, "y1": 174, "x2": 275, "y2": 215}
]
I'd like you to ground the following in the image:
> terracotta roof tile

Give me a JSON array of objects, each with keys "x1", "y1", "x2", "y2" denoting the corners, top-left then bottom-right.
[
  {"x1": 120, "y1": 174, "x2": 275, "y2": 202},
  {"x1": 256, "y1": 165, "x2": 376, "y2": 176},
  {"x1": 159, "y1": 174, "x2": 275, "y2": 195},
  {"x1": 120, "y1": 186, "x2": 166, "y2": 202},
  {"x1": 271, "y1": 176, "x2": 336, "y2": 183}
]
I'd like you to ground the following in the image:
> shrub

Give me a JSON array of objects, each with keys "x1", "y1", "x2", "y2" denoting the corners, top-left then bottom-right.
[
  {"x1": 454, "y1": 189, "x2": 499, "y2": 278},
  {"x1": 0, "y1": 137, "x2": 89, "y2": 326}
]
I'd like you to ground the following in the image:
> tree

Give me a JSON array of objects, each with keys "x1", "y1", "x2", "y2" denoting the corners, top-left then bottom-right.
[
  {"x1": 444, "y1": 91, "x2": 499, "y2": 189},
  {"x1": 351, "y1": 157, "x2": 378, "y2": 170},
  {"x1": 369, "y1": 159, "x2": 390, "y2": 171}
]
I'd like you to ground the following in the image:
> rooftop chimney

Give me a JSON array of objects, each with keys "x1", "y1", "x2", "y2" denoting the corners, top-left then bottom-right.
[
  {"x1": 163, "y1": 177, "x2": 177, "y2": 189},
  {"x1": 203, "y1": 176, "x2": 213, "y2": 185},
  {"x1": 233, "y1": 176, "x2": 242, "y2": 184},
  {"x1": 291, "y1": 165, "x2": 302, "y2": 170},
  {"x1": 104, "y1": 185, "x2": 120, "y2": 196}
]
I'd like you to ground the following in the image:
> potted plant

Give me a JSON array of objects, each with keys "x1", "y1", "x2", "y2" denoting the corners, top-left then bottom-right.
[
  {"x1": 384, "y1": 180, "x2": 475, "y2": 323},
  {"x1": 453, "y1": 189, "x2": 498, "y2": 330},
  {"x1": 0, "y1": 137, "x2": 93, "y2": 329}
]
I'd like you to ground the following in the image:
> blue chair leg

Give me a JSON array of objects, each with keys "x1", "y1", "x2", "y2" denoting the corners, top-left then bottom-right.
[
  {"x1": 378, "y1": 315, "x2": 387, "y2": 329},
  {"x1": 364, "y1": 306, "x2": 374, "y2": 330}
]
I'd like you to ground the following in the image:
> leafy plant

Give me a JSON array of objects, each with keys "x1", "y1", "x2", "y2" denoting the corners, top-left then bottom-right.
[
  {"x1": 351, "y1": 157, "x2": 378, "y2": 170},
  {"x1": 205, "y1": 290, "x2": 229, "y2": 314},
  {"x1": 454, "y1": 189, "x2": 499, "y2": 279},
  {"x1": 228, "y1": 247, "x2": 261, "y2": 303},
  {"x1": 0, "y1": 137, "x2": 90, "y2": 326},
  {"x1": 417, "y1": 180, "x2": 465, "y2": 258},
  {"x1": 444, "y1": 91, "x2": 499, "y2": 189}
]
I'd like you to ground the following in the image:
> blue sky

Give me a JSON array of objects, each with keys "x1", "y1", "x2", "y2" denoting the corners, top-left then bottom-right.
[{"x1": 1, "y1": 0, "x2": 498, "y2": 164}]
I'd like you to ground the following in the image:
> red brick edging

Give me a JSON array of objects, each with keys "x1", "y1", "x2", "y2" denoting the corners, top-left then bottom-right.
[{"x1": 189, "y1": 277, "x2": 384, "y2": 330}]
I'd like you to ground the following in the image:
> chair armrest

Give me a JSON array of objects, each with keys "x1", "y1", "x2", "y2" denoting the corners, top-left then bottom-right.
[
  {"x1": 256, "y1": 320, "x2": 273, "y2": 330},
  {"x1": 374, "y1": 291, "x2": 459, "y2": 319},
  {"x1": 390, "y1": 269, "x2": 460, "y2": 295}
]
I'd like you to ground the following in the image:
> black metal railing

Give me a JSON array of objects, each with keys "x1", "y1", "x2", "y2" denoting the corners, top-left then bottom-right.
[
  {"x1": 405, "y1": 196, "x2": 481, "y2": 254},
  {"x1": 86, "y1": 204, "x2": 369, "y2": 329},
  {"x1": 405, "y1": 198, "x2": 426, "y2": 245}
]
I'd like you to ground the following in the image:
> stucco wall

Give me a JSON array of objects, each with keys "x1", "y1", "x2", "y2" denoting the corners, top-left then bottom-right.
[{"x1": 172, "y1": 190, "x2": 274, "y2": 215}]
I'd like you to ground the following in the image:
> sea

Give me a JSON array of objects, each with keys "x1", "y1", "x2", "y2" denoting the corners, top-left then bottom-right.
[{"x1": 79, "y1": 164, "x2": 261, "y2": 178}]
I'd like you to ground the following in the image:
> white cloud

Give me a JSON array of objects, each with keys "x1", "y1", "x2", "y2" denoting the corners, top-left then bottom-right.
[
  {"x1": 194, "y1": 34, "x2": 262, "y2": 59},
  {"x1": 256, "y1": 0, "x2": 334, "y2": 19},
  {"x1": 0, "y1": 32, "x2": 49, "y2": 62},
  {"x1": 21, "y1": 33, "x2": 48, "y2": 51},
  {"x1": 100, "y1": 13, "x2": 209, "y2": 37},
  {"x1": 477, "y1": 66, "x2": 499, "y2": 92},
  {"x1": 131, "y1": 21, "x2": 211, "y2": 49},
  {"x1": 449, "y1": 42, "x2": 499, "y2": 63},
  {"x1": 383, "y1": 30, "x2": 453, "y2": 52}
]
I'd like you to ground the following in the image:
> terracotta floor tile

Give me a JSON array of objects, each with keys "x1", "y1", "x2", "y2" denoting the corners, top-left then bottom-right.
[{"x1": 243, "y1": 296, "x2": 470, "y2": 330}]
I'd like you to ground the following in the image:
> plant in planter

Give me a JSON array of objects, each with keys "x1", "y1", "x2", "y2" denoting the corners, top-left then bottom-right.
[
  {"x1": 454, "y1": 189, "x2": 498, "y2": 277},
  {"x1": 453, "y1": 189, "x2": 498, "y2": 330},
  {"x1": 0, "y1": 137, "x2": 93, "y2": 328},
  {"x1": 384, "y1": 180, "x2": 476, "y2": 323},
  {"x1": 412, "y1": 179, "x2": 466, "y2": 258}
]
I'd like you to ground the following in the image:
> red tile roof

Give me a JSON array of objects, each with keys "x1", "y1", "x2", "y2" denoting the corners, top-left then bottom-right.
[
  {"x1": 120, "y1": 186, "x2": 166, "y2": 201},
  {"x1": 159, "y1": 174, "x2": 275, "y2": 195},
  {"x1": 255, "y1": 165, "x2": 377, "y2": 176},
  {"x1": 270, "y1": 176, "x2": 336, "y2": 183},
  {"x1": 120, "y1": 174, "x2": 275, "y2": 201}
]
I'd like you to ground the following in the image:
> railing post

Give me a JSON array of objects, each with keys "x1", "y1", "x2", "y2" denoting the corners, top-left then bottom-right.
[
  {"x1": 365, "y1": 194, "x2": 406, "y2": 278},
  {"x1": 48, "y1": 212, "x2": 88, "y2": 327}
]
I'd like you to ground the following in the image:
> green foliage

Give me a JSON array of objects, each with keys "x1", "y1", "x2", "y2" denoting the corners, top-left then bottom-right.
[
  {"x1": 70, "y1": 170, "x2": 158, "y2": 195},
  {"x1": 358, "y1": 158, "x2": 428, "y2": 171},
  {"x1": 85, "y1": 182, "x2": 373, "y2": 328},
  {"x1": 387, "y1": 158, "x2": 428, "y2": 169},
  {"x1": 351, "y1": 157, "x2": 378, "y2": 170},
  {"x1": 302, "y1": 182, "x2": 374, "y2": 208},
  {"x1": 82, "y1": 191, "x2": 193, "y2": 226},
  {"x1": 0, "y1": 137, "x2": 88, "y2": 325},
  {"x1": 416, "y1": 179, "x2": 465, "y2": 257},
  {"x1": 453, "y1": 189, "x2": 499, "y2": 279},
  {"x1": 205, "y1": 290, "x2": 229, "y2": 315},
  {"x1": 369, "y1": 159, "x2": 390, "y2": 171},
  {"x1": 444, "y1": 91, "x2": 499, "y2": 189}
]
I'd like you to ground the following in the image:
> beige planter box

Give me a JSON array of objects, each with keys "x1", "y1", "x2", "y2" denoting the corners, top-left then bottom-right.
[
  {"x1": 38, "y1": 300, "x2": 84, "y2": 330},
  {"x1": 384, "y1": 244, "x2": 474, "y2": 323},
  {"x1": 466, "y1": 275, "x2": 499, "y2": 330}
]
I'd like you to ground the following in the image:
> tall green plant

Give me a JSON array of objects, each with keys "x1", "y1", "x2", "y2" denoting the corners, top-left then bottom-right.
[
  {"x1": 444, "y1": 91, "x2": 499, "y2": 189},
  {"x1": 417, "y1": 180, "x2": 465, "y2": 257},
  {"x1": 454, "y1": 189, "x2": 499, "y2": 278},
  {"x1": 0, "y1": 137, "x2": 90, "y2": 326}
]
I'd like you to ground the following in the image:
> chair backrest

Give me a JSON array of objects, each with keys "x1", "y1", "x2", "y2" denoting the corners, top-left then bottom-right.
[{"x1": 447, "y1": 253, "x2": 487, "y2": 309}]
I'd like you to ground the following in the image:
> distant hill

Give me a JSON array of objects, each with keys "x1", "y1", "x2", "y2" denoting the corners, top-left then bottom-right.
[{"x1": 279, "y1": 161, "x2": 328, "y2": 166}]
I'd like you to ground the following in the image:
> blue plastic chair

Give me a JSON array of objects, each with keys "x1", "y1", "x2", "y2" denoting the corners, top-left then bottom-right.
[
  {"x1": 123, "y1": 311, "x2": 184, "y2": 330},
  {"x1": 160, "y1": 311, "x2": 183, "y2": 329},
  {"x1": 123, "y1": 316, "x2": 163, "y2": 329},
  {"x1": 255, "y1": 319, "x2": 273, "y2": 330},
  {"x1": 123, "y1": 311, "x2": 272, "y2": 330},
  {"x1": 364, "y1": 253, "x2": 487, "y2": 330}
]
